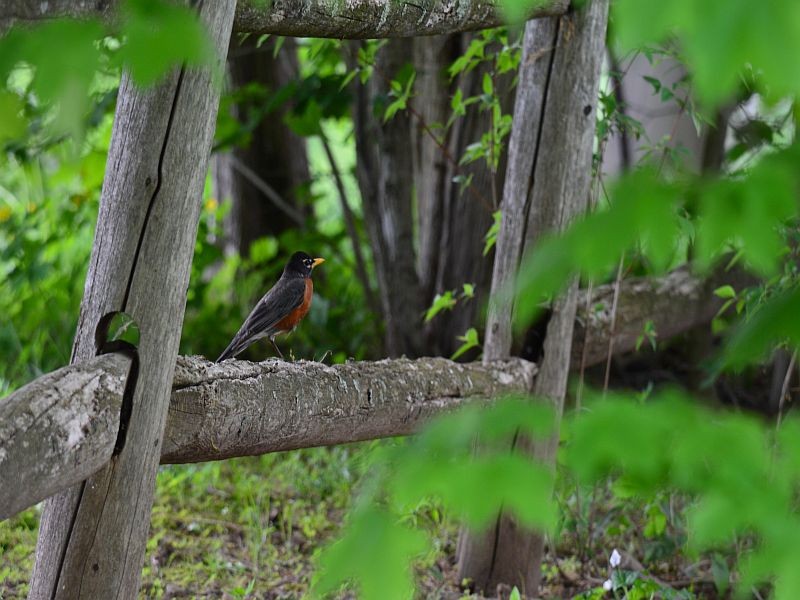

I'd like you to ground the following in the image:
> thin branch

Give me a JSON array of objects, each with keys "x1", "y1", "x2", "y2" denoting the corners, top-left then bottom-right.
[
  {"x1": 227, "y1": 153, "x2": 306, "y2": 227},
  {"x1": 602, "y1": 248, "x2": 625, "y2": 393},
  {"x1": 777, "y1": 351, "x2": 797, "y2": 428},
  {"x1": 319, "y1": 132, "x2": 381, "y2": 317}
]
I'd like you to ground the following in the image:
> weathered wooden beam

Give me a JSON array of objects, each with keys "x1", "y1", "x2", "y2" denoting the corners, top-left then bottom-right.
[
  {"x1": 0, "y1": 263, "x2": 745, "y2": 523},
  {"x1": 1, "y1": 0, "x2": 569, "y2": 38},
  {"x1": 0, "y1": 356, "x2": 535, "y2": 521},
  {"x1": 163, "y1": 356, "x2": 536, "y2": 463},
  {"x1": 0, "y1": 353, "x2": 129, "y2": 521},
  {"x1": 457, "y1": 0, "x2": 610, "y2": 592},
  {"x1": 28, "y1": 1, "x2": 237, "y2": 598},
  {"x1": 1, "y1": 263, "x2": 745, "y2": 521},
  {"x1": 571, "y1": 265, "x2": 756, "y2": 370}
]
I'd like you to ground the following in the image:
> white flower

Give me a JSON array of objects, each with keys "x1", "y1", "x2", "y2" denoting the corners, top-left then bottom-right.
[
  {"x1": 602, "y1": 579, "x2": 613, "y2": 591},
  {"x1": 609, "y1": 548, "x2": 621, "y2": 568}
]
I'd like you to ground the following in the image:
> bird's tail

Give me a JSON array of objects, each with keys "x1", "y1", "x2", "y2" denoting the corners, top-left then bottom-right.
[{"x1": 216, "y1": 335, "x2": 247, "y2": 362}]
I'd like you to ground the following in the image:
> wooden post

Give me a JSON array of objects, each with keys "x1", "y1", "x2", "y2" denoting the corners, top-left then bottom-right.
[
  {"x1": 27, "y1": 1, "x2": 236, "y2": 598},
  {"x1": 456, "y1": 0, "x2": 610, "y2": 594}
]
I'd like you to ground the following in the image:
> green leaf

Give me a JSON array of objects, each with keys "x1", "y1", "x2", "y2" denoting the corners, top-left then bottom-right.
[
  {"x1": 644, "y1": 504, "x2": 667, "y2": 538},
  {"x1": 118, "y1": 0, "x2": 214, "y2": 87},
  {"x1": 612, "y1": 0, "x2": 800, "y2": 105},
  {"x1": 713, "y1": 285, "x2": 736, "y2": 299},
  {"x1": 383, "y1": 98, "x2": 407, "y2": 122},
  {"x1": 696, "y1": 152, "x2": 798, "y2": 275},
  {"x1": 721, "y1": 287, "x2": 800, "y2": 370},
  {"x1": 482, "y1": 72, "x2": 493, "y2": 96},
  {"x1": 425, "y1": 291, "x2": 457, "y2": 322},
  {"x1": 0, "y1": 19, "x2": 104, "y2": 138},
  {"x1": 450, "y1": 327, "x2": 480, "y2": 360},
  {"x1": 0, "y1": 91, "x2": 26, "y2": 143},
  {"x1": 285, "y1": 100, "x2": 324, "y2": 136},
  {"x1": 312, "y1": 507, "x2": 427, "y2": 600},
  {"x1": 483, "y1": 210, "x2": 501, "y2": 256},
  {"x1": 462, "y1": 283, "x2": 475, "y2": 298},
  {"x1": 388, "y1": 399, "x2": 556, "y2": 529}
]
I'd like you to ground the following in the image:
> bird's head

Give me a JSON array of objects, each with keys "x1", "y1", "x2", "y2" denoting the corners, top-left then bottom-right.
[{"x1": 285, "y1": 251, "x2": 325, "y2": 278}]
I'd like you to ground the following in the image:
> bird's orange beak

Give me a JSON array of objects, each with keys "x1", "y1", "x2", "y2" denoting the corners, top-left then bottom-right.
[{"x1": 312, "y1": 257, "x2": 325, "y2": 269}]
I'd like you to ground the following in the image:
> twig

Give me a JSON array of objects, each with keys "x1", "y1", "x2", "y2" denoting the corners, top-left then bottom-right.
[
  {"x1": 777, "y1": 350, "x2": 797, "y2": 428},
  {"x1": 603, "y1": 255, "x2": 625, "y2": 393},
  {"x1": 227, "y1": 153, "x2": 305, "y2": 227},
  {"x1": 319, "y1": 132, "x2": 381, "y2": 318}
]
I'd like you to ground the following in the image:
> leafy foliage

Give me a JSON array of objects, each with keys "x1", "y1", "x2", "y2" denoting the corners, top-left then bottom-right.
[
  {"x1": 313, "y1": 399, "x2": 557, "y2": 599},
  {"x1": 313, "y1": 0, "x2": 800, "y2": 598},
  {"x1": 610, "y1": 0, "x2": 800, "y2": 105},
  {"x1": 0, "y1": 0, "x2": 213, "y2": 143},
  {"x1": 3, "y1": 0, "x2": 800, "y2": 598}
]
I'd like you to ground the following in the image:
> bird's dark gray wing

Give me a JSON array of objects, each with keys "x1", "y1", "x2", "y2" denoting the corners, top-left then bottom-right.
[{"x1": 216, "y1": 277, "x2": 306, "y2": 361}]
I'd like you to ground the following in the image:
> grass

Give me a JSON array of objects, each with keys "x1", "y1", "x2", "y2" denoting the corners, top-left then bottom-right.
[
  {"x1": 0, "y1": 444, "x2": 369, "y2": 599},
  {"x1": 1, "y1": 435, "x2": 731, "y2": 600}
]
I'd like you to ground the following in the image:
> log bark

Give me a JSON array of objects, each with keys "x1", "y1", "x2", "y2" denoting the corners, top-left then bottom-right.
[
  {"x1": 163, "y1": 356, "x2": 535, "y2": 462},
  {"x1": 1, "y1": 0, "x2": 569, "y2": 38},
  {"x1": 457, "y1": 0, "x2": 609, "y2": 594},
  {"x1": 1, "y1": 356, "x2": 535, "y2": 521},
  {"x1": 0, "y1": 353, "x2": 129, "y2": 521},
  {"x1": 28, "y1": 2, "x2": 236, "y2": 599},
  {"x1": 570, "y1": 264, "x2": 755, "y2": 370},
  {"x1": 482, "y1": 19, "x2": 558, "y2": 361},
  {"x1": 453, "y1": 18, "x2": 557, "y2": 591}
]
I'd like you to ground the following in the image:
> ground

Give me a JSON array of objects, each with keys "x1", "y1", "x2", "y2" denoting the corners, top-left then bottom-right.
[{"x1": 0, "y1": 441, "x2": 732, "y2": 599}]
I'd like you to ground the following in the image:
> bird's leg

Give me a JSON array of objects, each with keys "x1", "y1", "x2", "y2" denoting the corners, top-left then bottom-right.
[{"x1": 269, "y1": 336, "x2": 284, "y2": 360}]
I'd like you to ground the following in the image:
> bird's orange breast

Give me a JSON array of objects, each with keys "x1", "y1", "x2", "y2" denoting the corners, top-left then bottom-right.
[{"x1": 275, "y1": 278, "x2": 313, "y2": 333}]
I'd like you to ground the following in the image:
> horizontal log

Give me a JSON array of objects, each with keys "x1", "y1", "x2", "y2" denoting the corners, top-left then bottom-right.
[
  {"x1": 0, "y1": 353, "x2": 130, "y2": 520},
  {"x1": 570, "y1": 265, "x2": 755, "y2": 369},
  {"x1": 0, "y1": 265, "x2": 749, "y2": 520},
  {"x1": 0, "y1": 354, "x2": 534, "y2": 519},
  {"x1": 163, "y1": 356, "x2": 536, "y2": 463},
  {"x1": 1, "y1": 0, "x2": 569, "y2": 38}
]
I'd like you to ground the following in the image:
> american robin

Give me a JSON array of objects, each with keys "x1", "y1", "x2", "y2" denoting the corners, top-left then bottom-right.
[{"x1": 216, "y1": 251, "x2": 324, "y2": 362}]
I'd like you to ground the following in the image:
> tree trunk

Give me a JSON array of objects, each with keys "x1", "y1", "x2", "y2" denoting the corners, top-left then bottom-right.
[
  {"x1": 27, "y1": 2, "x2": 236, "y2": 598},
  {"x1": 351, "y1": 39, "x2": 425, "y2": 357},
  {"x1": 457, "y1": 1, "x2": 610, "y2": 594},
  {"x1": 355, "y1": 33, "x2": 514, "y2": 357},
  {"x1": 412, "y1": 35, "x2": 455, "y2": 304},
  {"x1": 424, "y1": 33, "x2": 516, "y2": 358},
  {"x1": 214, "y1": 36, "x2": 310, "y2": 257}
]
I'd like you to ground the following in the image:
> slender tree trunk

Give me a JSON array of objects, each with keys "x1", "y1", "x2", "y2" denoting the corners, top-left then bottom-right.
[
  {"x1": 457, "y1": 1, "x2": 610, "y2": 594},
  {"x1": 412, "y1": 35, "x2": 455, "y2": 304},
  {"x1": 428, "y1": 33, "x2": 514, "y2": 357},
  {"x1": 351, "y1": 39, "x2": 425, "y2": 357},
  {"x1": 27, "y1": 2, "x2": 236, "y2": 598},
  {"x1": 214, "y1": 36, "x2": 310, "y2": 257}
]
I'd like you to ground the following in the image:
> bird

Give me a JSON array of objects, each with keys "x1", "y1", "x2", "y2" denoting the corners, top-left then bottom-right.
[{"x1": 216, "y1": 251, "x2": 324, "y2": 362}]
